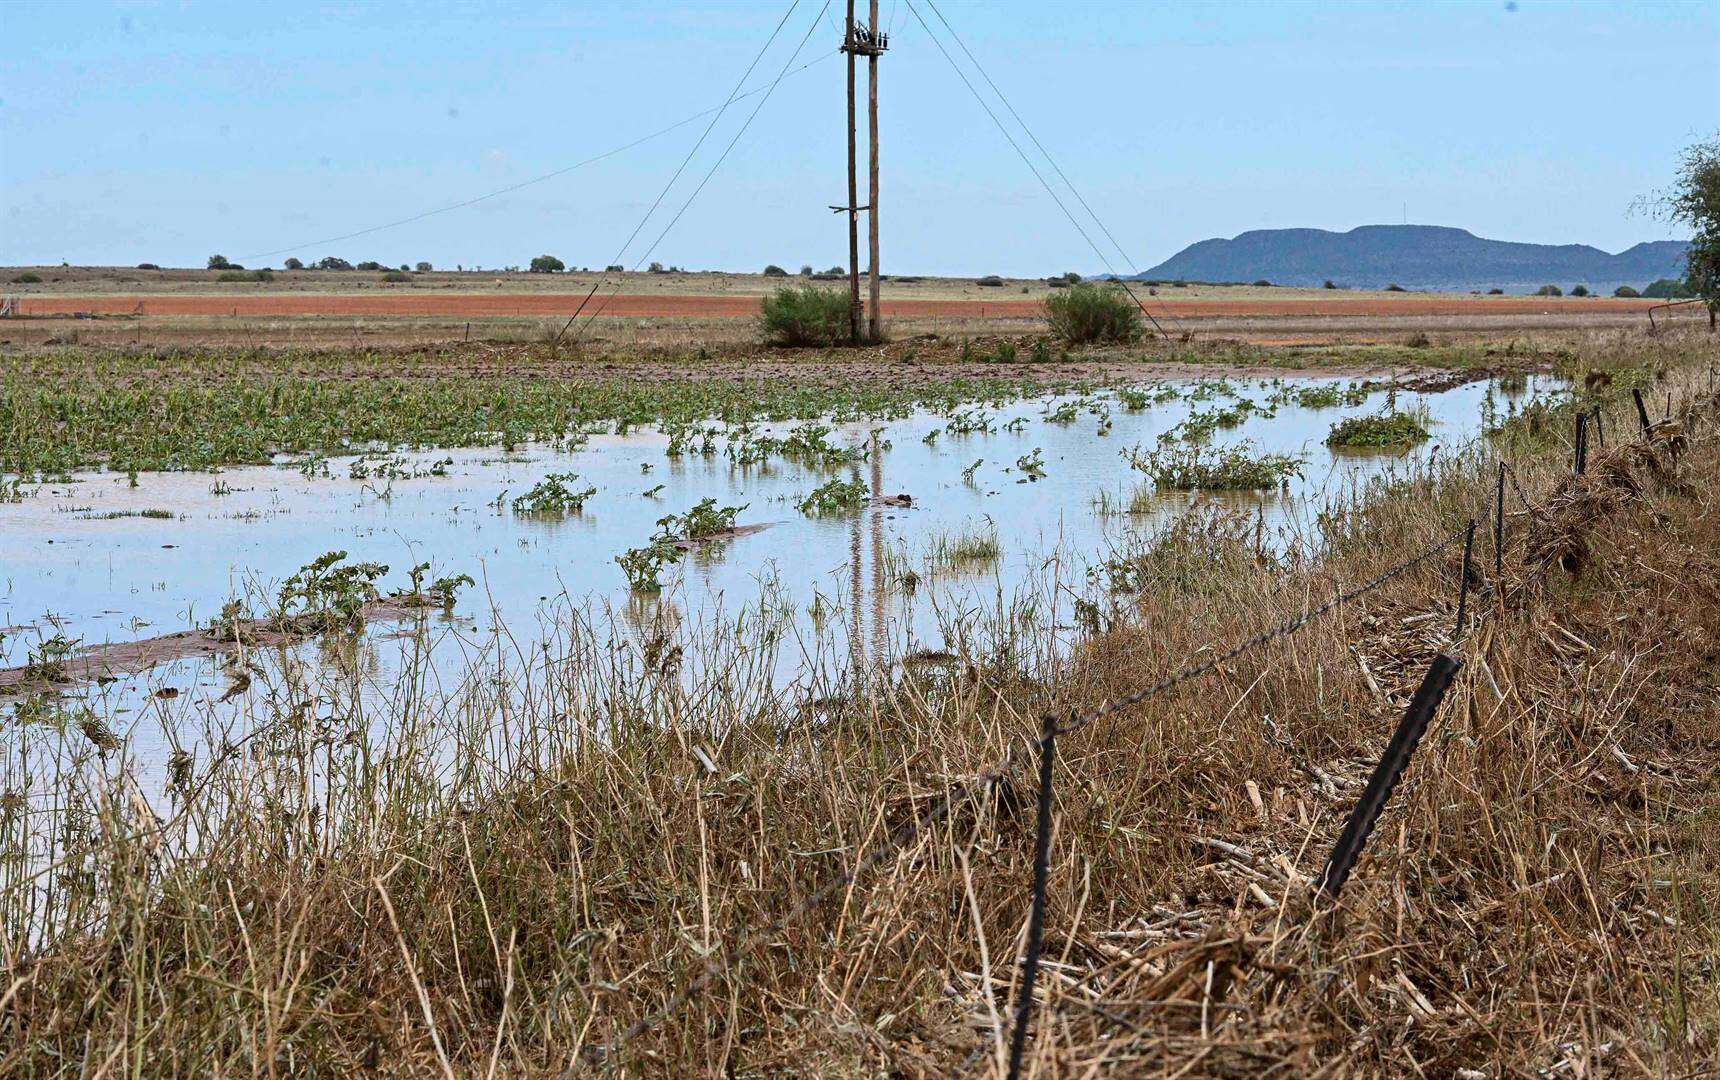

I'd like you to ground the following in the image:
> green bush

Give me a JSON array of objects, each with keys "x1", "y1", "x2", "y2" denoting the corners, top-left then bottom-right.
[
  {"x1": 1642, "y1": 278, "x2": 1694, "y2": 299},
  {"x1": 1325, "y1": 407, "x2": 1432, "y2": 448},
  {"x1": 382, "y1": 270, "x2": 410, "y2": 282},
  {"x1": 1535, "y1": 284, "x2": 1563, "y2": 297},
  {"x1": 762, "y1": 264, "x2": 788, "y2": 277},
  {"x1": 136, "y1": 263, "x2": 160, "y2": 271},
  {"x1": 1613, "y1": 285, "x2": 1640, "y2": 298},
  {"x1": 207, "y1": 254, "x2": 232, "y2": 270},
  {"x1": 976, "y1": 275, "x2": 1004, "y2": 287},
  {"x1": 12, "y1": 272, "x2": 42, "y2": 284},
  {"x1": 1570, "y1": 284, "x2": 1590, "y2": 297},
  {"x1": 1043, "y1": 281, "x2": 1143, "y2": 345},
  {"x1": 529, "y1": 255, "x2": 565, "y2": 273},
  {"x1": 759, "y1": 285, "x2": 849, "y2": 346},
  {"x1": 217, "y1": 270, "x2": 249, "y2": 282}
]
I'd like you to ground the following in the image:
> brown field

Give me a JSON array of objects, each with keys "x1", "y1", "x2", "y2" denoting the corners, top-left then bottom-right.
[{"x1": 1, "y1": 266, "x2": 1705, "y2": 350}]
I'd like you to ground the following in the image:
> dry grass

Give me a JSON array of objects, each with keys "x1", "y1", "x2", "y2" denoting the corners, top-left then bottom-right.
[{"x1": 2, "y1": 343, "x2": 1717, "y2": 1075}]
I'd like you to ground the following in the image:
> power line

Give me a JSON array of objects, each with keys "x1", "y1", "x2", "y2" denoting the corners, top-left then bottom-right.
[
  {"x1": 558, "y1": 0, "x2": 832, "y2": 346},
  {"x1": 548, "y1": 1, "x2": 811, "y2": 344},
  {"x1": 924, "y1": 0, "x2": 1132, "y2": 275},
  {"x1": 903, "y1": 0, "x2": 1174, "y2": 339},
  {"x1": 243, "y1": 25, "x2": 831, "y2": 262}
]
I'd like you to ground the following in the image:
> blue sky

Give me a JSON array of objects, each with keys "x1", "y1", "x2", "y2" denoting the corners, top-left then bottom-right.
[{"x1": 2, "y1": 0, "x2": 1714, "y2": 274}]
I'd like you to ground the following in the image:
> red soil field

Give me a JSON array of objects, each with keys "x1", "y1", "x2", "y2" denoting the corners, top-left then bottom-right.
[{"x1": 14, "y1": 294, "x2": 1667, "y2": 320}]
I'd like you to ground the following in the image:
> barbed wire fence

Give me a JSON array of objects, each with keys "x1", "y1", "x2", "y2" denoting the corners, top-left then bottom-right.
[{"x1": 581, "y1": 373, "x2": 1718, "y2": 1074}]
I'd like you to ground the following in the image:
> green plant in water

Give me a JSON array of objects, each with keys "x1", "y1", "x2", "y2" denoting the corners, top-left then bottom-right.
[
  {"x1": 796, "y1": 477, "x2": 869, "y2": 515},
  {"x1": 1124, "y1": 442, "x2": 1303, "y2": 490},
  {"x1": 1325, "y1": 407, "x2": 1432, "y2": 448},
  {"x1": 616, "y1": 542, "x2": 677, "y2": 593},
  {"x1": 1016, "y1": 448, "x2": 1047, "y2": 481},
  {"x1": 275, "y1": 551, "x2": 388, "y2": 631},
  {"x1": 511, "y1": 473, "x2": 597, "y2": 515}
]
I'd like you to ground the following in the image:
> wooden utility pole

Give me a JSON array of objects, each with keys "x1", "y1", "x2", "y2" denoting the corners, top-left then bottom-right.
[
  {"x1": 866, "y1": 0, "x2": 881, "y2": 344},
  {"x1": 845, "y1": 0, "x2": 861, "y2": 346}
]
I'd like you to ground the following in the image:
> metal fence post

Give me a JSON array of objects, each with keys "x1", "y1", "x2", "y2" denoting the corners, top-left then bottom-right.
[
  {"x1": 1493, "y1": 464, "x2": 1505, "y2": 576},
  {"x1": 1007, "y1": 715, "x2": 1057, "y2": 1080},
  {"x1": 1316, "y1": 654, "x2": 1463, "y2": 898},
  {"x1": 1453, "y1": 520, "x2": 1476, "y2": 638}
]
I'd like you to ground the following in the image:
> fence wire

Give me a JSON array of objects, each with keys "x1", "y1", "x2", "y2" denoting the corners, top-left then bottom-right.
[{"x1": 589, "y1": 520, "x2": 1474, "y2": 1066}]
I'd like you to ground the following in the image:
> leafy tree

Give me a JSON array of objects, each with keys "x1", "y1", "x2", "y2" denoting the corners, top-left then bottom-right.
[
  {"x1": 1613, "y1": 285, "x2": 1640, "y2": 298},
  {"x1": 355, "y1": 261, "x2": 385, "y2": 271},
  {"x1": 1570, "y1": 284, "x2": 1590, "y2": 297},
  {"x1": 1654, "y1": 135, "x2": 1720, "y2": 326},
  {"x1": 1534, "y1": 284, "x2": 1563, "y2": 297},
  {"x1": 530, "y1": 255, "x2": 565, "y2": 273},
  {"x1": 799, "y1": 264, "x2": 814, "y2": 276},
  {"x1": 283, "y1": 257, "x2": 304, "y2": 270},
  {"x1": 647, "y1": 261, "x2": 666, "y2": 274},
  {"x1": 762, "y1": 264, "x2": 788, "y2": 277},
  {"x1": 415, "y1": 261, "x2": 432, "y2": 273},
  {"x1": 315, "y1": 256, "x2": 352, "y2": 271},
  {"x1": 207, "y1": 254, "x2": 231, "y2": 270}
]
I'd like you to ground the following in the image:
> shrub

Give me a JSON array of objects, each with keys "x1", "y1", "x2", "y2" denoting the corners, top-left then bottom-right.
[
  {"x1": 382, "y1": 270, "x2": 410, "y2": 282},
  {"x1": 1044, "y1": 281, "x2": 1143, "y2": 345},
  {"x1": 824, "y1": 265, "x2": 845, "y2": 276},
  {"x1": 136, "y1": 263, "x2": 160, "y2": 270},
  {"x1": 759, "y1": 285, "x2": 849, "y2": 346},
  {"x1": 1323, "y1": 279, "x2": 1336, "y2": 289},
  {"x1": 762, "y1": 264, "x2": 788, "y2": 277},
  {"x1": 253, "y1": 268, "x2": 274, "y2": 282},
  {"x1": 1570, "y1": 284, "x2": 1590, "y2": 297},
  {"x1": 529, "y1": 255, "x2": 565, "y2": 273},
  {"x1": 1123, "y1": 442, "x2": 1303, "y2": 490},
  {"x1": 216, "y1": 270, "x2": 249, "y2": 282},
  {"x1": 1534, "y1": 284, "x2": 1562, "y2": 297},
  {"x1": 648, "y1": 262, "x2": 666, "y2": 274},
  {"x1": 356, "y1": 261, "x2": 385, "y2": 271},
  {"x1": 1064, "y1": 272, "x2": 1081, "y2": 284},
  {"x1": 283, "y1": 257, "x2": 304, "y2": 270},
  {"x1": 1325, "y1": 407, "x2": 1432, "y2": 448},
  {"x1": 1384, "y1": 283, "x2": 1406, "y2": 292},
  {"x1": 1252, "y1": 278, "x2": 1272, "y2": 287},
  {"x1": 799, "y1": 265, "x2": 813, "y2": 276},
  {"x1": 12, "y1": 272, "x2": 42, "y2": 284},
  {"x1": 206, "y1": 254, "x2": 232, "y2": 270},
  {"x1": 1487, "y1": 287, "x2": 1505, "y2": 295},
  {"x1": 605, "y1": 264, "x2": 624, "y2": 273},
  {"x1": 976, "y1": 275, "x2": 1004, "y2": 287}
]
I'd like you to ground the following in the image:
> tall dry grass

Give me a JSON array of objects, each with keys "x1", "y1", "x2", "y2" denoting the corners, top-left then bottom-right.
[{"x1": 2, "y1": 334, "x2": 1717, "y2": 1075}]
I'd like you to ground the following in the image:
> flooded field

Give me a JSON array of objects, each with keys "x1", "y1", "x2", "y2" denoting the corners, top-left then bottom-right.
[{"x1": 3, "y1": 373, "x2": 1554, "y2": 735}]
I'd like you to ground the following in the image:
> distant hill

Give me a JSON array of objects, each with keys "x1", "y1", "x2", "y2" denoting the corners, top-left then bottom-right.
[{"x1": 1121, "y1": 225, "x2": 1688, "y2": 294}]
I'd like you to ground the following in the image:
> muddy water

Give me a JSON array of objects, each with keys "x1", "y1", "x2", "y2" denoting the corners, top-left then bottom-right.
[{"x1": 1, "y1": 374, "x2": 1556, "y2": 751}]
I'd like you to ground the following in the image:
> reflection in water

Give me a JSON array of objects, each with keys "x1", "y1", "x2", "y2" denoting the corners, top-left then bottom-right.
[{"x1": 1, "y1": 374, "x2": 1566, "y2": 784}]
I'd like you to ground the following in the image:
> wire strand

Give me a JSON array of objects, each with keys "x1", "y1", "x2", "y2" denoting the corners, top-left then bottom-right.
[
  {"x1": 243, "y1": 46, "x2": 831, "y2": 262},
  {"x1": 559, "y1": 0, "x2": 832, "y2": 346}
]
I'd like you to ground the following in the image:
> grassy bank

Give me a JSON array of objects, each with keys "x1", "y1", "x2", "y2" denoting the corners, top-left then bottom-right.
[{"x1": 2, "y1": 337, "x2": 1717, "y2": 1074}]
